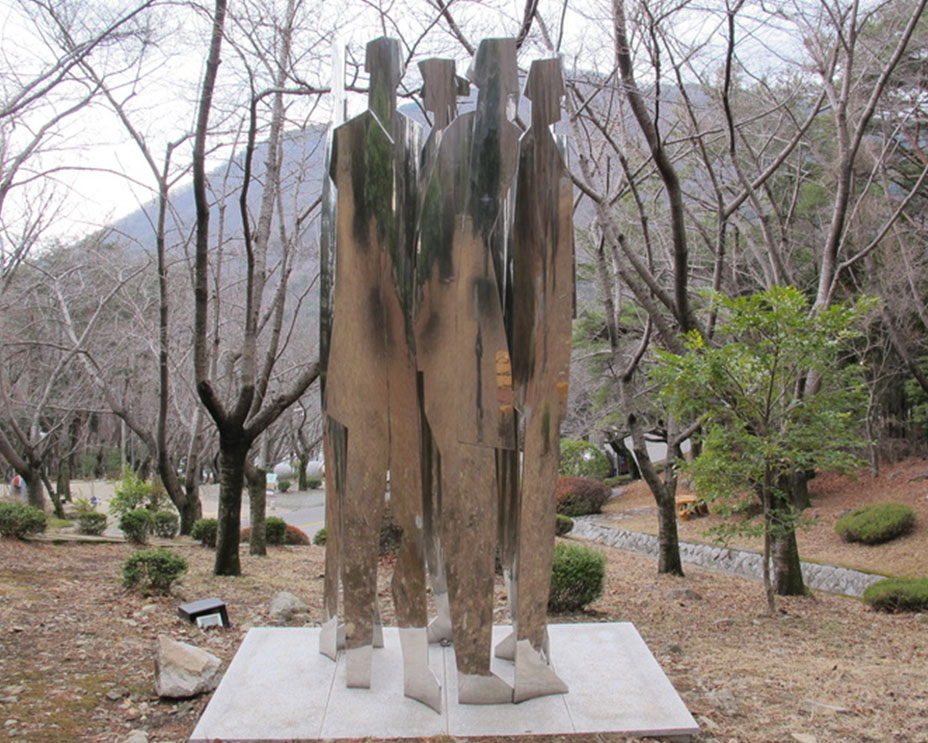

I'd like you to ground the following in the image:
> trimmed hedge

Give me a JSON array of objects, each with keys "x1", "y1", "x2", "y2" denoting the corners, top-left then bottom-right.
[
  {"x1": 119, "y1": 509, "x2": 154, "y2": 544},
  {"x1": 0, "y1": 503, "x2": 47, "y2": 538},
  {"x1": 555, "y1": 514, "x2": 574, "y2": 536},
  {"x1": 152, "y1": 511, "x2": 179, "y2": 538},
  {"x1": 835, "y1": 503, "x2": 915, "y2": 545},
  {"x1": 241, "y1": 521, "x2": 311, "y2": 546},
  {"x1": 313, "y1": 527, "x2": 327, "y2": 546},
  {"x1": 863, "y1": 577, "x2": 928, "y2": 613},
  {"x1": 559, "y1": 439, "x2": 611, "y2": 480},
  {"x1": 122, "y1": 548, "x2": 188, "y2": 595},
  {"x1": 78, "y1": 512, "x2": 108, "y2": 536},
  {"x1": 307, "y1": 478, "x2": 322, "y2": 489},
  {"x1": 548, "y1": 542, "x2": 605, "y2": 612},
  {"x1": 191, "y1": 518, "x2": 217, "y2": 547},
  {"x1": 556, "y1": 476, "x2": 610, "y2": 517}
]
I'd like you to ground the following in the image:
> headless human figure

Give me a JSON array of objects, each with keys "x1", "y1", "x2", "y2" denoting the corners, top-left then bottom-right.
[
  {"x1": 506, "y1": 57, "x2": 574, "y2": 702},
  {"x1": 324, "y1": 37, "x2": 439, "y2": 709},
  {"x1": 415, "y1": 38, "x2": 520, "y2": 704}
]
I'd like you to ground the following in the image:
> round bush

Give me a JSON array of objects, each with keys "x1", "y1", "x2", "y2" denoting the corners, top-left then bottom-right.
[
  {"x1": 556, "y1": 476, "x2": 610, "y2": 517},
  {"x1": 122, "y1": 548, "x2": 188, "y2": 595},
  {"x1": 548, "y1": 542, "x2": 605, "y2": 612},
  {"x1": 313, "y1": 527, "x2": 327, "y2": 546},
  {"x1": 265, "y1": 517, "x2": 288, "y2": 545},
  {"x1": 119, "y1": 509, "x2": 154, "y2": 545},
  {"x1": 835, "y1": 502, "x2": 915, "y2": 545},
  {"x1": 78, "y1": 512, "x2": 107, "y2": 536},
  {"x1": 152, "y1": 511, "x2": 179, "y2": 538},
  {"x1": 278, "y1": 479, "x2": 291, "y2": 493},
  {"x1": 863, "y1": 577, "x2": 928, "y2": 613},
  {"x1": 0, "y1": 503, "x2": 48, "y2": 538},
  {"x1": 559, "y1": 439, "x2": 611, "y2": 480},
  {"x1": 191, "y1": 518, "x2": 217, "y2": 547},
  {"x1": 555, "y1": 514, "x2": 574, "y2": 536},
  {"x1": 307, "y1": 477, "x2": 322, "y2": 490},
  {"x1": 241, "y1": 522, "x2": 310, "y2": 545}
]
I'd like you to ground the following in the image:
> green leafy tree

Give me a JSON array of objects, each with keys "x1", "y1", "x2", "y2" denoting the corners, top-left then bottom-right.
[{"x1": 656, "y1": 287, "x2": 873, "y2": 613}]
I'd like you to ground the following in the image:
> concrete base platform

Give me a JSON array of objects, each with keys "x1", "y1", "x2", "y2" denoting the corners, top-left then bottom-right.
[{"x1": 190, "y1": 623, "x2": 698, "y2": 742}]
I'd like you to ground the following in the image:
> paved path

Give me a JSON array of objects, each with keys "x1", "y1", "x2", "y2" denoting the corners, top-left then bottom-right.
[{"x1": 571, "y1": 515, "x2": 885, "y2": 598}]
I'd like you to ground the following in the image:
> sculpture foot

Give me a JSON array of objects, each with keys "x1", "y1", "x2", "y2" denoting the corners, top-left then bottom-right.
[
  {"x1": 494, "y1": 629, "x2": 516, "y2": 661},
  {"x1": 399, "y1": 627, "x2": 442, "y2": 713},
  {"x1": 513, "y1": 639, "x2": 568, "y2": 702},
  {"x1": 346, "y1": 645, "x2": 372, "y2": 688},
  {"x1": 457, "y1": 671, "x2": 512, "y2": 704},
  {"x1": 319, "y1": 616, "x2": 338, "y2": 661},
  {"x1": 426, "y1": 590, "x2": 452, "y2": 644}
]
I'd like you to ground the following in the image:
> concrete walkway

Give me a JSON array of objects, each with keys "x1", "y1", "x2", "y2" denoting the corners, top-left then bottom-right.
[{"x1": 571, "y1": 515, "x2": 885, "y2": 598}]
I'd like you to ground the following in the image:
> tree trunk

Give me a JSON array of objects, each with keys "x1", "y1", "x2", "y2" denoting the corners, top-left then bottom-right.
[
  {"x1": 178, "y1": 489, "x2": 203, "y2": 535},
  {"x1": 56, "y1": 460, "x2": 71, "y2": 506},
  {"x1": 772, "y1": 525, "x2": 806, "y2": 596},
  {"x1": 297, "y1": 453, "x2": 309, "y2": 491},
  {"x1": 214, "y1": 439, "x2": 247, "y2": 576},
  {"x1": 656, "y1": 489, "x2": 684, "y2": 575},
  {"x1": 24, "y1": 469, "x2": 45, "y2": 511},
  {"x1": 41, "y1": 471, "x2": 64, "y2": 519},
  {"x1": 247, "y1": 464, "x2": 267, "y2": 556}
]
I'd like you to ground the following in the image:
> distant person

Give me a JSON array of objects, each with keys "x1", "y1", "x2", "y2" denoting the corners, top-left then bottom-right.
[{"x1": 10, "y1": 474, "x2": 25, "y2": 501}]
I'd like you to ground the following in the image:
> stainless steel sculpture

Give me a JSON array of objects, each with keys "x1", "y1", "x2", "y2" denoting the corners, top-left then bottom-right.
[{"x1": 320, "y1": 37, "x2": 574, "y2": 712}]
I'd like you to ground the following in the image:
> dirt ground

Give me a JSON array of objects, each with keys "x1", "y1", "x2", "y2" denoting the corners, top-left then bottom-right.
[{"x1": 1, "y1": 460, "x2": 927, "y2": 743}]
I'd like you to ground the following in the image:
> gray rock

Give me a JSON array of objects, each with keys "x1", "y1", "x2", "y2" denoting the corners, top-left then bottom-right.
[
  {"x1": 122, "y1": 730, "x2": 149, "y2": 743},
  {"x1": 269, "y1": 591, "x2": 308, "y2": 622},
  {"x1": 154, "y1": 635, "x2": 222, "y2": 698}
]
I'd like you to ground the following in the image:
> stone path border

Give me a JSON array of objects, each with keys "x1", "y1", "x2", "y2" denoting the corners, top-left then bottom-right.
[{"x1": 571, "y1": 516, "x2": 885, "y2": 598}]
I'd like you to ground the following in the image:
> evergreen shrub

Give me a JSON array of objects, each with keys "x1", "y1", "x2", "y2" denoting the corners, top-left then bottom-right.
[
  {"x1": 555, "y1": 514, "x2": 574, "y2": 536},
  {"x1": 152, "y1": 511, "x2": 179, "y2": 538},
  {"x1": 313, "y1": 527, "x2": 327, "y2": 546},
  {"x1": 863, "y1": 577, "x2": 928, "y2": 612},
  {"x1": 556, "y1": 476, "x2": 610, "y2": 517},
  {"x1": 191, "y1": 518, "x2": 217, "y2": 547},
  {"x1": 835, "y1": 503, "x2": 915, "y2": 545},
  {"x1": 0, "y1": 503, "x2": 47, "y2": 538},
  {"x1": 120, "y1": 509, "x2": 154, "y2": 544},
  {"x1": 307, "y1": 478, "x2": 322, "y2": 489},
  {"x1": 278, "y1": 479, "x2": 291, "y2": 493},
  {"x1": 122, "y1": 548, "x2": 188, "y2": 595},
  {"x1": 548, "y1": 542, "x2": 605, "y2": 612},
  {"x1": 78, "y1": 512, "x2": 108, "y2": 535},
  {"x1": 265, "y1": 517, "x2": 288, "y2": 545},
  {"x1": 559, "y1": 439, "x2": 611, "y2": 480}
]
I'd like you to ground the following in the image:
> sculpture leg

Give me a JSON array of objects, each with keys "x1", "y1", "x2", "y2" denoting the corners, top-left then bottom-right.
[
  {"x1": 494, "y1": 446, "x2": 520, "y2": 661},
  {"x1": 320, "y1": 416, "x2": 346, "y2": 660},
  {"x1": 390, "y1": 375, "x2": 441, "y2": 711},
  {"x1": 513, "y1": 402, "x2": 567, "y2": 702},
  {"x1": 340, "y1": 424, "x2": 388, "y2": 688},
  {"x1": 441, "y1": 441, "x2": 511, "y2": 704}
]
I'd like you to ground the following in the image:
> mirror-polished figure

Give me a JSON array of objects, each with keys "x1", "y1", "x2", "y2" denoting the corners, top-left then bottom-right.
[
  {"x1": 507, "y1": 57, "x2": 574, "y2": 702},
  {"x1": 416, "y1": 57, "x2": 469, "y2": 648},
  {"x1": 324, "y1": 37, "x2": 439, "y2": 710},
  {"x1": 415, "y1": 38, "x2": 520, "y2": 704}
]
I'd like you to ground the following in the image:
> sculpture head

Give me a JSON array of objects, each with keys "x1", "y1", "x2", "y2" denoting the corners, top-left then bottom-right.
[
  {"x1": 366, "y1": 37, "x2": 403, "y2": 122},
  {"x1": 419, "y1": 58, "x2": 469, "y2": 130},
  {"x1": 524, "y1": 57, "x2": 564, "y2": 128},
  {"x1": 467, "y1": 38, "x2": 518, "y2": 119}
]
